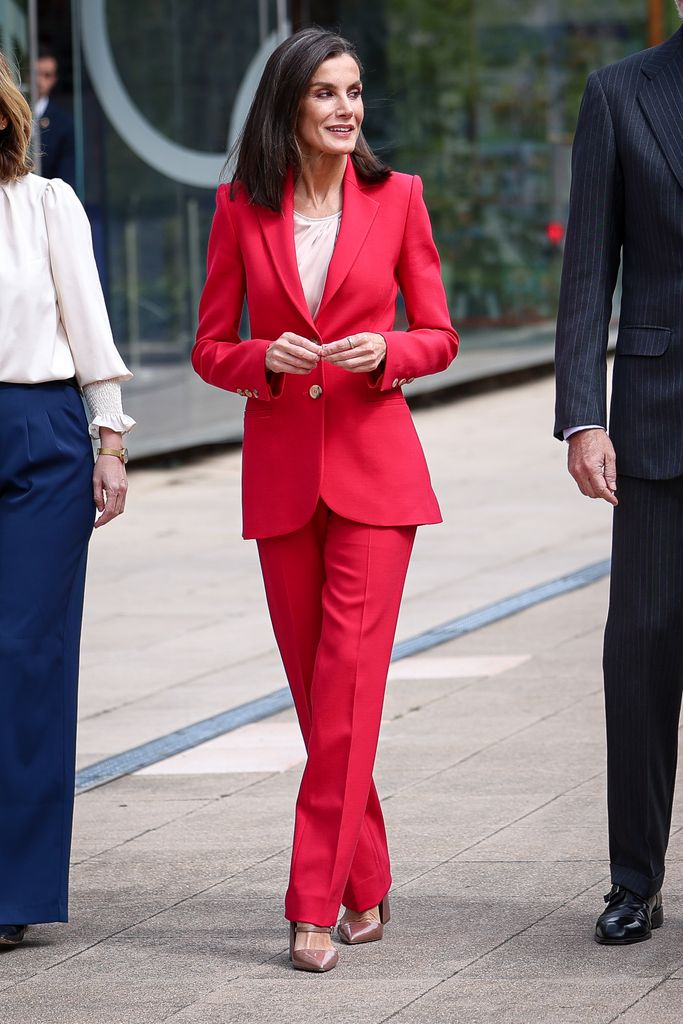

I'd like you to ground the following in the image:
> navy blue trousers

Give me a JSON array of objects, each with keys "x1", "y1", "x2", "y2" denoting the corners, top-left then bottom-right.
[{"x1": 0, "y1": 381, "x2": 94, "y2": 923}]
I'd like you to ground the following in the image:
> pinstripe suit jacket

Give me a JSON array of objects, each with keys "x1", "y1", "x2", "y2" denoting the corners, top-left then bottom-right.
[{"x1": 555, "y1": 28, "x2": 683, "y2": 478}]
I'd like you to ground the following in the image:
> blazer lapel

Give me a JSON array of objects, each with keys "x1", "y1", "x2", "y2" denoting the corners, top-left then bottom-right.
[
  {"x1": 317, "y1": 159, "x2": 379, "y2": 318},
  {"x1": 638, "y1": 28, "x2": 683, "y2": 191},
  {"x1": 255, "y1": 171, "x2": 314, "y2": 330}
]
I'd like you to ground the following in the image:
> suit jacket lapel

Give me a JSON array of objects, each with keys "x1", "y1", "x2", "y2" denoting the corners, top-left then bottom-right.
[
  {"x1": 254, "y1": 159, "x2": 380, "y2": 328},
  {"x1": 317, "y1": 159, "x2": 379, "y2": 319},
  {"x1": 255, "y1": 171, "x2": 314, "y2": 330},
  {"x1": 638, "y1": 28, "x2": 683, "y2": 191}
]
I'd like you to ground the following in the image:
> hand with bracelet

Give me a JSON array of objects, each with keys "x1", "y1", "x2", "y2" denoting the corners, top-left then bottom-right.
[{"x1": 94, "y1": 427, "x2": 128, "y2": 527}]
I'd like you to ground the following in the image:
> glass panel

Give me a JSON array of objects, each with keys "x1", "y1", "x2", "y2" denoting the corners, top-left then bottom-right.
[
  {"x1": 0, "y1": 0, "x2": 30, "y2": 83},
  {"x1": 70, "y1": 0, "x2": 287, "y2": 370},
  {"x1": 301, "y1": 1, "x2": 653, "y2": 343}
]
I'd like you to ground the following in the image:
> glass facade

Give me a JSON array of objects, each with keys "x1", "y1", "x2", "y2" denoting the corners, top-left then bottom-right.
[
  {"x1": 10, "y1": 1, "x2": 682, "y2": 452},
  {"x1": 1, "y1": 1, "x2": 29, "y2": 76}
]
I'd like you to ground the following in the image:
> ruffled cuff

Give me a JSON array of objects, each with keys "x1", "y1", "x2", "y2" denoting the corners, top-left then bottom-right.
[{"x1": 82, "y1": 379, "x2": 136, "y2": 439}]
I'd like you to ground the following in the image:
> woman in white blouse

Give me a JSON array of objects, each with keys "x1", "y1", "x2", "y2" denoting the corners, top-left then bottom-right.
[{"x1": 0, "y1": 53, "x2": 134, "y2": 948}]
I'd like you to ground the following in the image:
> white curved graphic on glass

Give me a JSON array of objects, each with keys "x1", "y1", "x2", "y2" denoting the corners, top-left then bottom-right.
[{"x1": 80, "y1": 0, "x2": 288, "y2": 189}]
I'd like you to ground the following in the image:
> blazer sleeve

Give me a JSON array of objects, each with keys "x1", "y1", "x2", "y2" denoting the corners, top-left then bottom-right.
[
  {"x1": 192, "y1": 185, "x2": 275, "y2": 400},
  {"x1": 376, "y1": 175, "x2": 458, "y2": 391},
  {"x1": 554, "y1": 72, "x2": 624, "y2": 439}
]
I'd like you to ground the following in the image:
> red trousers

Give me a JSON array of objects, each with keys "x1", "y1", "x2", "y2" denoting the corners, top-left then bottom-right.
[{"x1": 257, "y1": 501, "x2": 416, "y2": 926}]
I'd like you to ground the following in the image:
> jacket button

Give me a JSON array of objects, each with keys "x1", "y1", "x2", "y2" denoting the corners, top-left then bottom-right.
[{"x1": 309, "y1": 385, "x2": 323, "y2": 399}]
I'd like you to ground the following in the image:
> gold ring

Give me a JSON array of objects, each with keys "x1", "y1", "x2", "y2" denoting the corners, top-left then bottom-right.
[{"x1": 347, "y1": 337, "x2": 354, "y2": 350}]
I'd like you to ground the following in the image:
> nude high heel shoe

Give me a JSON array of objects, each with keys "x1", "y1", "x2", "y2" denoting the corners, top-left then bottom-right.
[
  {"x1": 289, "y1": 922, "x2": 339, "y2": 973},
  {"x1": 338, "y1": 894, "x2": 391, "y2": 945}
]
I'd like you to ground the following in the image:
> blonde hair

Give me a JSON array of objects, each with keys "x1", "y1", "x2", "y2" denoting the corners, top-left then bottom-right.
[{"x1": 0, "y1": 50, "x2": 33, "y2": 181}]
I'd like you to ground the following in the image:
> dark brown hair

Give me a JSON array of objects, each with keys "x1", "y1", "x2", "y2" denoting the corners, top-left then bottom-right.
[
  {"x1": 0, "y1": 51, "x2": 33, "y2": 182},
  {"x1": 230, "y1": 28, "x2": 390, "y2": 210}
]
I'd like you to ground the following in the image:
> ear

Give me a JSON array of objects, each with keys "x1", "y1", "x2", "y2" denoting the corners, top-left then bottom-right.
[{"x1": 0, "y1": 118, "x2": 7, "y2": 130}]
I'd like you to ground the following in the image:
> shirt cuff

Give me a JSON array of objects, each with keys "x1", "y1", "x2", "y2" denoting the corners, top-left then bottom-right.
[
  {"x1": 563, "y1": 424, "x2": 605, "y2": 441},
  {"x1": 82, "y1": 379, "x2": 136, "y2": 439}
]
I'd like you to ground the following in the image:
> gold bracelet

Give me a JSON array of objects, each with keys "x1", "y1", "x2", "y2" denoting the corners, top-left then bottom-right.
[{"x1": 97, "y1": 447, "x2": 128, "y2": 464}]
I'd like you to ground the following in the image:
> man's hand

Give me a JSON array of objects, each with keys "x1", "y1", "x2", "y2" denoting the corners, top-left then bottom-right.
[{"x1": 567, "y1": 428, "x2": 618, "y2": 506}]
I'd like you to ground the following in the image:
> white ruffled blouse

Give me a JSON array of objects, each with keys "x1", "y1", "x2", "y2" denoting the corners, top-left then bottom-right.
[{"x1": 0, "y1": 173, "x2": 135, "y2": 437}]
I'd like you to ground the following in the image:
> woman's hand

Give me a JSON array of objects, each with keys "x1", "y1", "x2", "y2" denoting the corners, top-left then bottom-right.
[
  {"x1": 322, "y1": 333, "x2": 387, "y2": 372},
  {"x1": 266, "y1": 333, "x2": 322, "y2": 375},
  {"x1": 94, "y1": 430, "x2": 128, "y2": 528}
]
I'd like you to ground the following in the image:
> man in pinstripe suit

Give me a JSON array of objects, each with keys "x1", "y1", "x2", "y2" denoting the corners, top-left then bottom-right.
[{"x1": 555, "y1": 11, "x2": 683, "y2": 945}]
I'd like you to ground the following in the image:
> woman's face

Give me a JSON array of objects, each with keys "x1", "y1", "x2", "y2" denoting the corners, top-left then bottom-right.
[{"x1": 296, "y1": 54, "x2": 363, "y2": 159}]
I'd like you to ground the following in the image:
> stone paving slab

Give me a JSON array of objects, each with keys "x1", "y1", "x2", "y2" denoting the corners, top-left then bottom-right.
[
  {"x1": 4, "y1": 568, "x2": 683, "y2": 1022},
  {"x1": 76, "y1": 375, "x2": 611, "y2": 764},
  {"x1": 4, "y1": 375, "x2": 683, "y2": 1022}
]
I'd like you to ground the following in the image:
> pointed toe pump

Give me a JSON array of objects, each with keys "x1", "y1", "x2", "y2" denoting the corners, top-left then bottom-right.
[
  {"x1": 338, "y1": 894, "x2": 391, "y2": 945},
  {"x1": 289, "y1": 922, "x2": 339, "y2": 973}
]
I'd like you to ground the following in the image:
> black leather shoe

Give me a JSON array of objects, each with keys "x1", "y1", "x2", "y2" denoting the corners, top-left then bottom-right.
[
  {"x1": 595, "y1": 885, "x2": 663, "y2": 945},
  {"x1": 0, "y1": 925, "x2": 27, "y2": 947}
]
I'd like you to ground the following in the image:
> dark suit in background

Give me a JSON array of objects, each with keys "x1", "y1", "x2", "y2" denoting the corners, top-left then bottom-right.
[
  {"x1": 39, "y1": 97, "x2": 75, "y2": 188},
  {"x1": 555, "y1": 27, "x2": 683, "y2": 907}
]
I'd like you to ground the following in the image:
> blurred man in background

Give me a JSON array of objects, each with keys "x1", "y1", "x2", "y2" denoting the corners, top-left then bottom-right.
[
  {"x1": 555, "y1": 2, "x2": 683, "y2": 949},
  {"x1": 35, "y1": 45, "x2": 75, "y2": 186}
]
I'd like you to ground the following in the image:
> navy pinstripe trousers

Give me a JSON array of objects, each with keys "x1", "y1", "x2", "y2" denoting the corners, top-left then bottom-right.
[
  {"x1": 604, "y1": 474, "x2": 683, "y2": 899},
  {"x1": 0, "y1": 381, "x2": 93, "y2": 923}
]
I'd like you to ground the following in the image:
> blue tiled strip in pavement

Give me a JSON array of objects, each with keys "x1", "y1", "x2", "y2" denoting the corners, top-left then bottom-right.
[
  {"x1": 392, "y1": 557, "x2": 611, "y2": 659},
  {"x1": 75, "y1": 557, "x2": 611, "y2": 795}
]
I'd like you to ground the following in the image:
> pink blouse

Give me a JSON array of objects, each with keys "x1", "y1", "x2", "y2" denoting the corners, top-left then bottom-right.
[{"x1": 293, "y1": 209, "x2": 342, "y2": 318}]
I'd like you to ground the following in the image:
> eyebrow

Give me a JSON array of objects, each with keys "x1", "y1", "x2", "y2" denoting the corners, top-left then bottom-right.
[{"x1": 309, "y1": 80, "x2": 362, "y2": 89}]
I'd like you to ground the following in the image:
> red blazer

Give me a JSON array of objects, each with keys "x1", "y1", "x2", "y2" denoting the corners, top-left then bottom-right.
[{"x1": 193, "y1": 158, "x2": 458, "y2": 539}]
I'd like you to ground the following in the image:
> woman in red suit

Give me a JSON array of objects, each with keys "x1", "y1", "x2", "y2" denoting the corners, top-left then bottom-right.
[{"x1": 193, "y1": 28, "x2": 458, "y2": 972}]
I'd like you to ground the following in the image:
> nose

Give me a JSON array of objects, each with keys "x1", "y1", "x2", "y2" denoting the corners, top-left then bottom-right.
[{"x1": 336, "y1": 98, "x2": 353, "y2": 117}]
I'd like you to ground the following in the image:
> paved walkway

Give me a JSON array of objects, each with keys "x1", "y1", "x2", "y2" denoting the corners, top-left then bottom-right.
[{"x1": 3, "y1": 374, "x2": 682, "y2": 1023}]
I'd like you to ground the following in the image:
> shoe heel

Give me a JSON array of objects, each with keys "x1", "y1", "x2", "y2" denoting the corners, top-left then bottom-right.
[
  {"x1": 289, "y1": 920, "x2": 296, "y2": 961},
  {"x1": 379, "y1": 894, "x2": 391, "y2": 924},
  {"x1": 652, "y1": 906, "x2": 664, "y2": 930}
]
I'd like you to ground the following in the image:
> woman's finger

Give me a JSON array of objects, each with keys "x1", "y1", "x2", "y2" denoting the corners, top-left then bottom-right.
[
  {"x1": 324, "y1": 347, "x2": 375, "y2": 364},
  {"x1": 93, "y1": 474, "x2": 105, "y2": 512},
  {"x1": 323, "y1": 337, "x2": 357, "y2": 357},
  {"x1": 284, "y1": 334, "x2": 322, "y2": 355},
  {"x1": 113, "y1": 487, "x2": 125, "y2": 517},
  {"x1": 322, "y1": 348, "x2": 360, "y2": 363},
  {"x1": 271, "y1": 357, "x2": 314, "y2": 374},
  {"x1": 326, "y1": 355, "x2": 380, "y2": 372},
  {"x1": 95, "y1": 502, "x2": 115, "y2": 528},
  {"x1": 280, "y1": 347, "x2": 319, "y2": 367}
]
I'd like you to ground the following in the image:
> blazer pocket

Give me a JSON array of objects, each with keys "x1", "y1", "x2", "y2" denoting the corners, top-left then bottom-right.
[{"x1": 616, "y1": 326, "x2": 672, "y2": 357}]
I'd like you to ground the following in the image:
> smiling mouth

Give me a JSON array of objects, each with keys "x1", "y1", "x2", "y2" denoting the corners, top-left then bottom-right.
[{"x1": 327, "y1": 126, "x2": 354, "y2": 134}]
